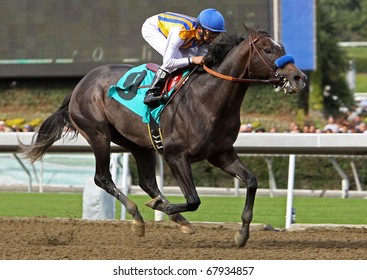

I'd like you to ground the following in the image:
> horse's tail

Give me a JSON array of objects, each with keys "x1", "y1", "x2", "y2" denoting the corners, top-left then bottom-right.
[{"x1": 19, "y1": 93, "x2": 78, "y2": 163}]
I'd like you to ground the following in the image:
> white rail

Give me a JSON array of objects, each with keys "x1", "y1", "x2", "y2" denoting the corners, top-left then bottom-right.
[
  {"x1": 2, "y1": 132, "x2": 367, "y2": 155},
  {"x1": 1, "y1": 132, "x2": 367, "y2": 228}
]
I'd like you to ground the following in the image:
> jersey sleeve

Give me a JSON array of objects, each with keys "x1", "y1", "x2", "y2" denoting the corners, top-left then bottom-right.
[{"x1": 162, "y1": 26, "x2": 192, "y2": 71}]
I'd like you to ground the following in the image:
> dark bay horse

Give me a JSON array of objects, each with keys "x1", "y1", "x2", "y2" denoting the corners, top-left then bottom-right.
[{"x1": 20, "y1": 27, "x2": 306, "y2": 247}]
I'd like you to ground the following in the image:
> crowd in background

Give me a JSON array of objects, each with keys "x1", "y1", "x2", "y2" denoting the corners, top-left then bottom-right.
[
  {"x1": 239, "y1": 115, "x2": 367, "y2": 134},
  {"x1": 2, "y1": 114, "x2": 367, "y2": 134},
  {"x1": 0, "y1": 120, "x2": 34, "y2": 133}
]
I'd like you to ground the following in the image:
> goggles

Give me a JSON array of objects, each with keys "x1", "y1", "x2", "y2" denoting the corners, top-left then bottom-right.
[{"x1": 203, "y1": 29, "x2": 220, "y2": 40}]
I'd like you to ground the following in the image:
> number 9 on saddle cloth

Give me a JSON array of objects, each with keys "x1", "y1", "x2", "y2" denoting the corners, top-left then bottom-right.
[
  {"x1": 108, "y1": 63, "x2": 189, "y2": 124},
  {"x1": 108, "y1": 63, "x2": 191, "y2": 153}
]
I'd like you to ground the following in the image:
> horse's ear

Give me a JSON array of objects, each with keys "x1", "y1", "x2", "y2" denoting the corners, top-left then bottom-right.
[{"x1": 243, "y1": 24, "x2": 256, "y2": 37}]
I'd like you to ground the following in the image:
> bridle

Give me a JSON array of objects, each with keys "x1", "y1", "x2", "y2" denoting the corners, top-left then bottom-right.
[{"x1": 202, "y1": 34, "x2": 282, "y2": 84}]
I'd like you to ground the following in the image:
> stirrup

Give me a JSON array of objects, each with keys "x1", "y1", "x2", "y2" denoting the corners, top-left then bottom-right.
[{"x1": 144, "y1": 92, "x2": 162, "y2": 107}]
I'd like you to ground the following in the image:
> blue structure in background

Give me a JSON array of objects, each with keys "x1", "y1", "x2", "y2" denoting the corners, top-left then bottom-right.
[{"x1": 281, "y1": 0, "x2": 316, "y2": 71}]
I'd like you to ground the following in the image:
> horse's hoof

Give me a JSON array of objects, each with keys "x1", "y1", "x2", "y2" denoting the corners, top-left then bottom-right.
[
  {"x1": 145, "y1": 197, "x2": 160, "y2": 209},
  {"x1": 180, "y1": 223, "x2": 195, "y2": 234},
  {"x1": 132, "y1": 220, "x2": 145, "y2": 237},
  {"x1": 234, "y1": 230, "x2": 248, "y2": 248}
]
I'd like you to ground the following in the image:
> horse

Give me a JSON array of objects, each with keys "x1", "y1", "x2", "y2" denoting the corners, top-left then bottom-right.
[{"x1": 20, "y1": 27, "x2": 307, "y2": 248}]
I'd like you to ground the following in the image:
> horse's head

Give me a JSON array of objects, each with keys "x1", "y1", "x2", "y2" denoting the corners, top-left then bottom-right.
[{"x1": 244, "y1": 26, "x2": 307, "y2": 94}]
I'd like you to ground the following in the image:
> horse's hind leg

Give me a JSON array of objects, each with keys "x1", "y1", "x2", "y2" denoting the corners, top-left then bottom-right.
[
  {"x1": 93, "y1": 157, "x2": 145, "y2": 237},
  {"x1": 72, "y1": 124, "x2": 145, "y2": 236},
  {"x1": 207, "y1": 148, "x2": 257, "y2": 248},
  {"x1": 131, "y1": 149, "x2": 194, "y2": 234}
]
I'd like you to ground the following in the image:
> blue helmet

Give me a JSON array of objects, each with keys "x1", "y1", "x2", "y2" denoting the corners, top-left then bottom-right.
[{"x1": 197, "y1": 8, "x2": 226, "y2": 33}]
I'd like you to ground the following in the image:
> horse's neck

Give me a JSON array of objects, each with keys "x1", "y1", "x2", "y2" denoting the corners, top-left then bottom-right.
[
  {"x1": 200, "y1": 42, "x2": 250, "y2": 118},
  {"x1": 219, "y1": 41, "x2": 250, "y2": 81}
]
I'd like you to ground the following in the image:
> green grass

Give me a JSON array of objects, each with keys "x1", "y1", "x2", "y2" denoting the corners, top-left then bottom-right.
[
  {"x1": 0, "y1": 192, "x2": 83, "y2": 219},
  {"x1": 344, "y1": 46, "x2": 367, "y2": 92},
  {"x1": 344, "y1": 46, "x2": 367, "y2": 72},
  {"x1": 0, "y1": 192, "x2": 366, "y2": 228},
  {"x1": 356, "y1": 72, "x2": 367, "y2": 92}
]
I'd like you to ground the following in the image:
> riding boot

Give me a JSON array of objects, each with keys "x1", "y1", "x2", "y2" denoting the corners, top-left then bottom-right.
[{"x1": 144, "y1": 68, "x2": 170, "y2": 107}]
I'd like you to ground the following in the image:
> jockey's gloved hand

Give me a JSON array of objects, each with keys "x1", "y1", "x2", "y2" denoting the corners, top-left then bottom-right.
[{"x1": 191, "y1": 56, "x2": 205, "y2": 65}]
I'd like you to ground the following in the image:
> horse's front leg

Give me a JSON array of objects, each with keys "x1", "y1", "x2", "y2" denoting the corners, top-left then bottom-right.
[
  {"x1": 132, "y1": 149, "x2": 195, "y2": 234},
  {"x1": 145, "y1": 154, "x2": 201, "y2": 215},
  {"x1": 208, "y1": 148, "x2": 257, "y2": 248}
]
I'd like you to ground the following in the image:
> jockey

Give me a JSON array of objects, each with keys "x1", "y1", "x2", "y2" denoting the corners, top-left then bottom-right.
[{"x1": 141, "y1": 8, "x2": 226, "y2": 107}]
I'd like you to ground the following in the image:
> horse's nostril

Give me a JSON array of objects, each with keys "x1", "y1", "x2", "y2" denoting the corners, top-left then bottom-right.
[
  {"x1": 293, "y1": 71, "x2": 307, "y2": 83},
  {"x1": 294, "y1": 75, "x2": 302, "y2": 82}
]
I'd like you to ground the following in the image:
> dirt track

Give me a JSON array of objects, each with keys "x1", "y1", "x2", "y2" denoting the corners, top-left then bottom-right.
[{"x1": 1, "y1": 217, "x2": 366, "y2": 260}]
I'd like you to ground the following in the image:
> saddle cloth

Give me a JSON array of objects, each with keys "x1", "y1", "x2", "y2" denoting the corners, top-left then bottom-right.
[{"x1": 108, "y1": 63, "x2": 187, "y2": 124}]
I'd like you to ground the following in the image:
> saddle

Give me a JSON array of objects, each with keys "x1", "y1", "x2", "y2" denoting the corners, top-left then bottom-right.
[
  {"x1": 108, "y1": 63, "x2": 197, "y2": 154},
  {"x1": 145, "y1": 63, "x2": 186, "y2": 98}
]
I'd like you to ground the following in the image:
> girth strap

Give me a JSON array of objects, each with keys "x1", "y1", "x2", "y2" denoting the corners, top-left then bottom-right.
[{"x1": 148, "y1": 110, "x2": 164, "y2": 154}]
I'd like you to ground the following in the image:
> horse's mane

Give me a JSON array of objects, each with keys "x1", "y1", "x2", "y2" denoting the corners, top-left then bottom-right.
[
  {"x1": 204, "y1": 29, "x2": 270, "y2": 68},
  {"x1": 204, "y1": 32, "x2": 244, "y2": 67}
]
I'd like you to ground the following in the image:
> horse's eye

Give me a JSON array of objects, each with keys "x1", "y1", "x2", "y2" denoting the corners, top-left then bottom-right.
[{"x1": 264, "y1": 48, "x2": 272, "y2": 54}]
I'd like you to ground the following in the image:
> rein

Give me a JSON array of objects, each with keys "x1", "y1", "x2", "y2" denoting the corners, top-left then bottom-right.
[
  {"x1": 203, "y1": 35, "x2": 281, "y2": 84},
  {"x1": 202, "y1": 64, "x2": 278, "y2": 84}
]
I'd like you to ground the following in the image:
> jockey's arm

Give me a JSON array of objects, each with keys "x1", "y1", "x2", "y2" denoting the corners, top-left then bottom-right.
[{"x1": 162, "y1": 27, "x2": 204, "y2": 71}]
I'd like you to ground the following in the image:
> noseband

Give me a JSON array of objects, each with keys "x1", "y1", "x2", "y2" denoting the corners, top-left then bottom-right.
[{"x1": 203, "y1": 34, "x2": 286, "y2": 84}]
